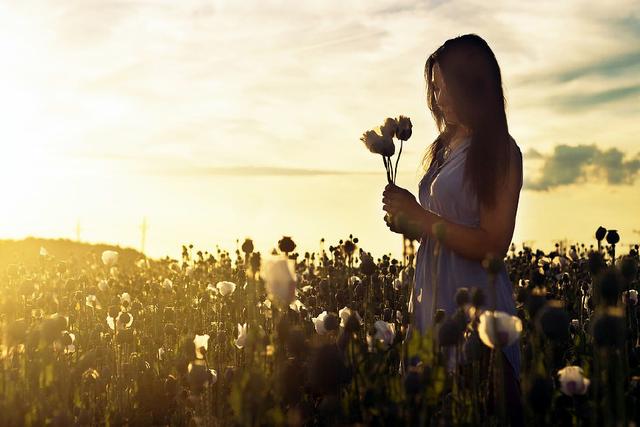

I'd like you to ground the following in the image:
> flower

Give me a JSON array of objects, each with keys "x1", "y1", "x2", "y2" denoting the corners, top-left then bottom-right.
[
  {"x1": 120, "y1": 292, "x2": 132, "y2": 307},
  {"x1": 262, "y1": 255, "x2": 297, "y2": 307},
  {"x1": 312, "y1": 311, "x2": 329, "y2": 335},
  {"x1": 107, "y1": 311, "x2": 134, "y2": 331},
  {"x1": 39, "y1": 246, "x2": 48, "y2": 257},
  {"x1": 392, "y1": 278, "x2": 402, "y2": 291},
  {"x1": 373, "y1": 320, "x2": 396, "y2": 348},
  {"x1": 235, "y1": 323, "x2": 247, "y2": 349},
  {"x1": 622, "y1": 289, "x2": 638, "y2": 306},
  {"x1": 395, "y1": 115, "x2": 412, "y2": 140},
  {"x1": 161, "y1": 278, "x2": 173, "y2": 291},
  {"x1": 477, "y1": 310, "x2": 522, "y2": 349},
  {"x1": 552, "y1": 256, "x2": 569, "y2": 268},
  {"x1": 85, "y1": 294, "x2": 101, "y2": 309},
  {"x1": 338, "y1": 307, "x2": 362, "y2": 328},
  {"x1": 194, "y1": 334, "x2": 210, "y2": 359},
  {"x1": 348, "y1": 276, "x2": 362, "y2": 287},
  {"x1": 101, "y1": 250, "x2": 119, "y2": 267},
  {"x1": 97, "y1": 279, "x2": 109, "y2": 292},
  {"x1": 289, "y1": 299, "x2": 305, "y2": 313},
  {"x1": 209, "y1": 369, "x2": 218, "y2": 385},
  {"x1": 57, "y1": 331, "x2": 76, "y2": 354},
  {"x1": 135, "y1": 258, "x2": 149, "y2": 269},
  {"x1": 380, "y1": 117, "x2": 398, "y2": 138},
  {"x1": 557, "y1": 366, "x2": 590, "y2": 396},
  {"x1": 360, "y1": 129, "x2": 395, "y2": 156},
  {"x1": 216, "y1": 281, "x2": 237, "y2": 297}
]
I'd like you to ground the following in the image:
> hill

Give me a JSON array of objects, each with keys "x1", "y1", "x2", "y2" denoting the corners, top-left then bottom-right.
[{"x1": 0, "y1": 237, "x2": 145, "y2": 269}]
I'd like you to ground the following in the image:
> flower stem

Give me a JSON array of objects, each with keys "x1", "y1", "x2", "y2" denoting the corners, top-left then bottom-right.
[
  {"x1": 394, "y1": 140, "x2": 404, "y2": 184},
  {"x1": 382, "y1": 156, "x2": 391, "y2": 184}
]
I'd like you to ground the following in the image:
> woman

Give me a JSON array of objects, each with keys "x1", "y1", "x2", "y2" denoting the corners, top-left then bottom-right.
[{"x1": 382, "y1": 34, "x2": 523, "y2": 421}]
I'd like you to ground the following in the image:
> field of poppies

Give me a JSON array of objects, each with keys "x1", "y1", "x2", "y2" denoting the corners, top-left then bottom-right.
[{"x1": 0, "y1": 228, "x2": 638, "y2": 426}]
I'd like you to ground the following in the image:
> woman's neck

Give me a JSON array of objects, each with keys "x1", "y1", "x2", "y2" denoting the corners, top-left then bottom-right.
[{"x1": 449, "y1": 127, "x2": 471, "y2": 150}]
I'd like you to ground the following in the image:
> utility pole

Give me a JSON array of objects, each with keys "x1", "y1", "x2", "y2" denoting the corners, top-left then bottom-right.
[
  {"x1": 76, "y1": 219, "x2": 81, "y2": 242},
  {"x1": 140, "y1": 217, "x2": 147, "y2": 254}
]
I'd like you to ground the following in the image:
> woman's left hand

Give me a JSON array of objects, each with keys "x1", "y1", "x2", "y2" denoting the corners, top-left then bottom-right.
[{"x1": 382, "y1": 183, "x2": 424, "y2": 223}]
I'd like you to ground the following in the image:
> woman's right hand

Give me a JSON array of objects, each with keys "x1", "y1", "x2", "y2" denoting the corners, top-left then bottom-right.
[
  {"x1": 384, "y1": 213, "x2": 403, "y2": 234},
  {"x1": 384, "y1": 212, "x2": 424, "y2": 241}
]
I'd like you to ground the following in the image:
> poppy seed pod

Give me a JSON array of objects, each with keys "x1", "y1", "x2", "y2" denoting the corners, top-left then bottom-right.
[
  {"x1": 595, "y1": 267, "x2": 622, "y2": 306},
  {"x1": 592, "y1": 307, "x2": 625, "y2": 348},
  {"x1": 241, "y1": 238, "x2": 254, "y2": 254},
  {"x1": 605, "y1": 229, "x2": 620, "y2": 245},
  {"x1": 359, "y1": 252, "x2": 376, "y2": 276},
  {"x1": 535, "y1": 300, "x2": 570, "y2": 342},
  {"x1": 108, "y1": 305, "x2": 120, "y2": 318},
  {"x1": 250, "y1": 252, "x2": 261, "y2": 272},
  {"x1": 343, "y1": 240, "x2": 356, "y2": 256},
  {"x1": 434, "y1": 309, "x2": 446, "y2": 324},
  {"x1": 323, "y1": 313, "x2": 340, "y2": 332},
  {"x1": 595, "y1": 226, "x2": 607, "y2": 241},
  {"x1": 278, "y1": 236, "x2": 296, "y2": 253}
]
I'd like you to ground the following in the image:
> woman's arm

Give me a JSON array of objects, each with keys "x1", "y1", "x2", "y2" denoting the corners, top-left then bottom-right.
[{"x1": 416, "y1": 145, "x2": 523, "y2": 262}]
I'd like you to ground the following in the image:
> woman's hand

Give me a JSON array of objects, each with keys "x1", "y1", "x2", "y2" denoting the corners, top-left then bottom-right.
[
  {"x1": 382, "y1": 184, "x2": 427, "y2": 239},
  {"x1": 382, "y1": 184, "x2": 423, "y2": 220}
]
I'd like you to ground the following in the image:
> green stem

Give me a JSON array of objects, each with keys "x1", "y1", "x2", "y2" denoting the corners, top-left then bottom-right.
[
  {"x1": 394, "y1": 140, "x2": 404, "y2": 184},
  {"x1": 382, "y1": 156, "x2": 391, "y2": 184}
]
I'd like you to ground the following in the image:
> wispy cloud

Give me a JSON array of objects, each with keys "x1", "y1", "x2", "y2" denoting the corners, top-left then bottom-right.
[
  {"x1": 525, "y1": 144, "x2": 640, "y2": 191},
  {"x1": 549, "y1": 83, "x2": 640, "y2": 111},
  {"x1": 158, "y1": 166, "x2": 382, "y2": 176}
]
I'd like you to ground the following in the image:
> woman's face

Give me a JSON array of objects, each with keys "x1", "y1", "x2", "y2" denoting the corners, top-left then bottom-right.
[{"x1": 432, "y1": 62, "x2": 459, "y2": 125}]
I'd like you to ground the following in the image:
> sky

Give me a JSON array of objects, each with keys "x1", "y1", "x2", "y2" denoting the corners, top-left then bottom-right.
[{"x1": 1, "y1": 0, "x2": 639, "y2": 260}]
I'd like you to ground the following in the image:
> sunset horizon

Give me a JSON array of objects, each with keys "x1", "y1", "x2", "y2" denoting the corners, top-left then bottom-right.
[{"x1": 1, "y1": 0, "x2": 638, "y2": 260}]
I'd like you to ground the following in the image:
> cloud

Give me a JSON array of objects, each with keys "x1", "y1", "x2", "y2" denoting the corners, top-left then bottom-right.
[
  {"x1": 524, "y1": 148, "x2": 544, "y2": 159},
  {"x1": 549, "y1": 83, "x2": 640, "y2": 111},
  {"x1": 152, "y1": 165, "x2": 381, "y2": 176},
  {"x1": 525, "y1": 144, "x2": 640, "y2": 191},
  {"x1": 516, "y1": 49, "x2": 640, "y2": 85}
]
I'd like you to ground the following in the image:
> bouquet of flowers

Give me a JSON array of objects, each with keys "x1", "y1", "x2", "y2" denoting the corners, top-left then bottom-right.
[{"x1": 360, "y1": 115, "x2": 412, "y2": 184}]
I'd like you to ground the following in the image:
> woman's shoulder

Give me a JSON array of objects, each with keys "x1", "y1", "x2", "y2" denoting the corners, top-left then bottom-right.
[
  {"x1": 508, "y1": 134, "x2": 521, "y2": 154},
  {"x1": 507, "y1": 134, "x2": 523, "y2": 188}
]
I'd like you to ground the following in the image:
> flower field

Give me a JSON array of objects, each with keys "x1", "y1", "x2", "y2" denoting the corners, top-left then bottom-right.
[{"x1": 0, "y1": 231, "x2": 639, "y2": 427}]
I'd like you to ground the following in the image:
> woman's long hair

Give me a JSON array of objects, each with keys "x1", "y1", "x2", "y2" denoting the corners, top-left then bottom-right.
[{"x1": 422, "y1": 34, "x2": 513, "y2": 210}]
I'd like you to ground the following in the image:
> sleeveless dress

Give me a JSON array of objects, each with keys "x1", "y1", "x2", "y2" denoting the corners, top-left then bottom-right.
[{"x1": 408, "y1": 135, "x2": 522, "y2": 377}]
